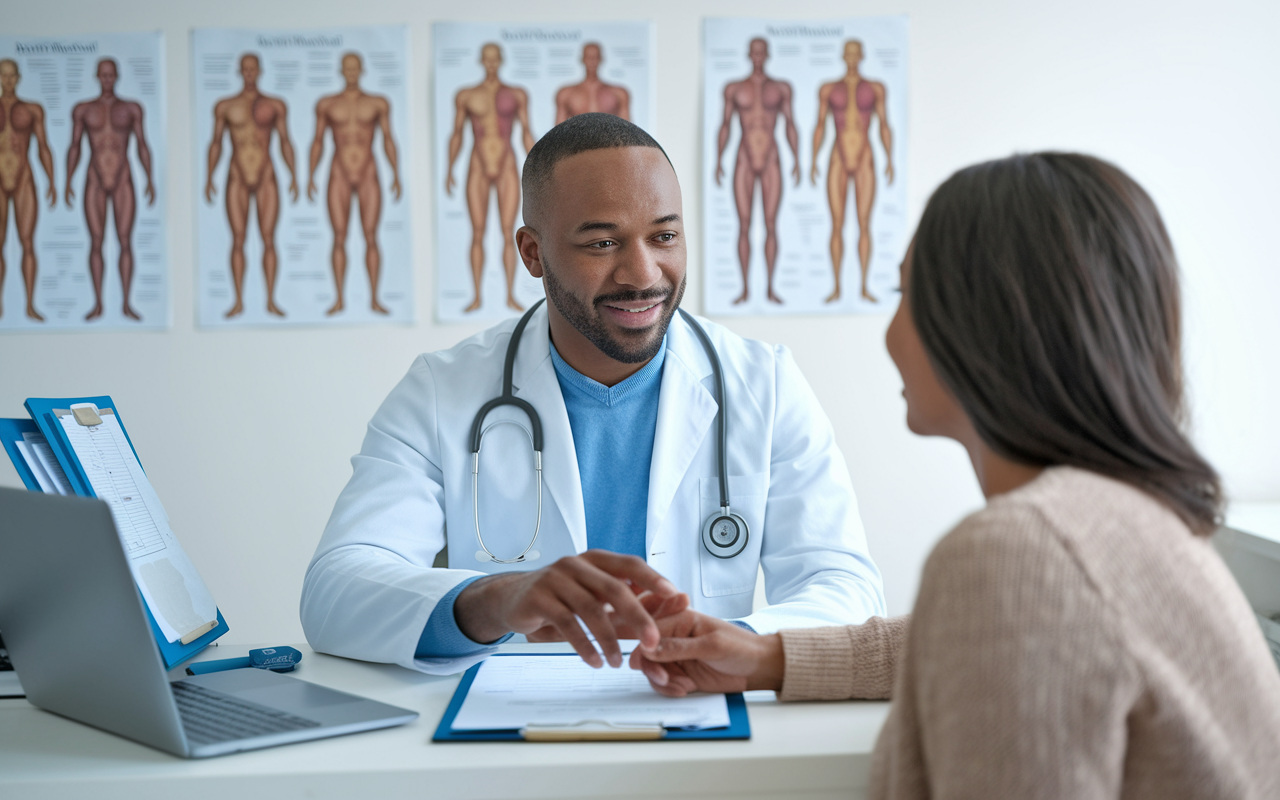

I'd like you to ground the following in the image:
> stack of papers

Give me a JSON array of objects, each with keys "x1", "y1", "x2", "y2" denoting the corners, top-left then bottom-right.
[{"x1": 451, "y1": 654, "x2": 731, "y2": 731}]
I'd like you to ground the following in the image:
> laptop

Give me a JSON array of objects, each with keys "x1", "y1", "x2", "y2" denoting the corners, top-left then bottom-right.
[{"x1": 0, "y1": 487, "x2": 418, "y2": 758}]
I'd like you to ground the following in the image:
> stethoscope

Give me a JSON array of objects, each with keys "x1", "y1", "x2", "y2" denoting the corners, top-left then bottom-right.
[{"x1": 470, "y1": 298, "x2": 750, "y2": 564}]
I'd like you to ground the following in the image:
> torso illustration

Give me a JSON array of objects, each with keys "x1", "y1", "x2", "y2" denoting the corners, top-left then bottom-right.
[
  {"x1": 306, "y1": 52, "x2": 401, "y2": 316},
  {"x1": 65, "y1": 58, "x2": 155, "y2": 322},
  {"x1": 812, "y1": 40, "x2": 894, "y2": 304},
  {"x1": 716, "y1": 38, "x2": 799, "y2": 305},
  {"x1": 0, "y1": 58, "x2": 56, "y2": 321},
  {"x1": 446, "y1": 43, "x2": 534, "y2": 314},
  {"x1": 555, "y1": 43, "x2": 630, "y2": 123},
  {"x1": 205, "y1": 54, "x2": 298, "y2": 319}
]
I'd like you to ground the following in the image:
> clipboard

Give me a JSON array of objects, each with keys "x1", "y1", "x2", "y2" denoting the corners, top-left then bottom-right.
[
  {"x1": 3, "y1": 396, "x2": 229, "y2": 670},
  {"x1": 0, "y1": 418, "x2": 44, "y2": 492},
  {"x1": 432, "y1": 653, "x2": 751, "y2": 742}
]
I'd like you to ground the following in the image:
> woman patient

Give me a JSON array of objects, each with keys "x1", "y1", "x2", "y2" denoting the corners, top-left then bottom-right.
[{"x1": 632, "y1": 153, "x2": 1280, "y2": 797}]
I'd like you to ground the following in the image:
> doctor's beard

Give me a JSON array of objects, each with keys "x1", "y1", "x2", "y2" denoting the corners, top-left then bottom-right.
[{"x1": 541, "y1": 256, "x2": 686, "y2": 365}]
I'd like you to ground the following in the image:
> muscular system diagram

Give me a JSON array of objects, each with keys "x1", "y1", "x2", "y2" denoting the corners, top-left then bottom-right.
[
  {"x1": 446, "y1": 43, "x2": 534, "y2": 314},
  {"x1": 716, "y1": 38, "x2": 800, "y2": 306},
  {"x1": 0, "y1": 58, "x2": 55, "y2": 321},
  {"x1": 205, "y1": 53, "x2": 298, "y2": 319},
  {"x1": 307, "y1": 52, "x2": 402, "y2": 317},
  {"x1": 812, "y1": 40, "x2": 894, "y2": 304},
  {"x1": 66, "y1": 58, "x2": 155, "y2": 322},
  {"x1": 555, "y1": 43, "x2": 630, "y2": 123}
]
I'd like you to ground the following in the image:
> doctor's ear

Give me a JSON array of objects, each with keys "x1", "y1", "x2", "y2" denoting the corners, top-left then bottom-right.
[{"x1": 516, "y1": 227, "x2": 544, "y2": 278}]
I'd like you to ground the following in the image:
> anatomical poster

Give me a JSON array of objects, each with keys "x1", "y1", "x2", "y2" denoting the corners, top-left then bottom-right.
[
  {"x1": 702, "y1": 17, "x2": 908, "y2": 316},
  {"x1": 0, "y1": 32, "x2": 168, "y2": 332},
  {"x1": 433, "y1": 21, "x2": 654, "y2": 323},
  {"x1": 192, "y1": 26, "x2": 413, "y2": 328}
]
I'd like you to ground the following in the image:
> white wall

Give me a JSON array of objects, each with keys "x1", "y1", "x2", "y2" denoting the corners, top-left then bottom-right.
[{"x1": 3, "y1": 0, "x2": 1278, "y2": 644}]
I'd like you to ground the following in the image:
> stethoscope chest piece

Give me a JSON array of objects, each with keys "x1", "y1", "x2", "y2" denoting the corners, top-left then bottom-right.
[{"x1": 702, "y1": 506, "x2": 749, "y2": 559}]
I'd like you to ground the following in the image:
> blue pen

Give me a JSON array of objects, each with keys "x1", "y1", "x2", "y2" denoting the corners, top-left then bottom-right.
[{"x1": 186, "y1": 646, "x2": 302, "y2": 676}]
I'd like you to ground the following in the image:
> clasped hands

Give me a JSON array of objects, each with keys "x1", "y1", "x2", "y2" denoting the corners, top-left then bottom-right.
[{"x1": 453, "y1": 549, "x2": 784, "y2": 696}]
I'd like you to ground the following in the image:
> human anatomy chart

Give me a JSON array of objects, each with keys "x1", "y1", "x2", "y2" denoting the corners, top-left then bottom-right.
[
  {"x1": 0, "y1": 32, "x2": 168, "y2": 332},
  {"x1": 192, "y1": 26, "x2": 412, "y2": 327},
  {"x1": 702, "y1": 17, "x2": 908, "y2": 316},
  {"x1": 433, "y1": 22, "x2": 654, "y2": 323}
]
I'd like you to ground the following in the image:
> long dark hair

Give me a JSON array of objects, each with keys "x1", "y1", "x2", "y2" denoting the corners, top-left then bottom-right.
[{"x1": 911, "y1": 152, "x2": 1222, "y2": 534}]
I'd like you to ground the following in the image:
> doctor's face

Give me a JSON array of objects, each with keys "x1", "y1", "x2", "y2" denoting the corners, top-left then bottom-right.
[{"x1": 522, "y1": 146, "x2": 687, "y2": 371}]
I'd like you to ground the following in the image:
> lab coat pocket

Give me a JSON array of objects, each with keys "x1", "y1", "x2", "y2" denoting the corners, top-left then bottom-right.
[{"x1": 697, "y1": 472, "x2": 768, "y2": 597}]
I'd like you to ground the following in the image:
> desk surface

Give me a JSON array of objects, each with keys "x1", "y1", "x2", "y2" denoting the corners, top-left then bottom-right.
[{"x1": 0, "y1": 641, "x2": 889, "y2": 800}]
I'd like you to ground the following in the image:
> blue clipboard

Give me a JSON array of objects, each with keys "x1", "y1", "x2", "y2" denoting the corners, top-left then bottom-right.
[
  {"x1": 432, "y1": 653, "x2": 751, "y2": 742},
  {"x1": 4, "y1": 397, "x2": 229, "y2": 670},
  {"x1": 0, "y1": 418, "x2": 43, "y2": 491}
]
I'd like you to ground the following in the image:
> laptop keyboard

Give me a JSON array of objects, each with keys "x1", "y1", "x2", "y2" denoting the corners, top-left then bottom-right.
[{"x1": 172, "y1": 680, "x2": 322, "y2": 744}]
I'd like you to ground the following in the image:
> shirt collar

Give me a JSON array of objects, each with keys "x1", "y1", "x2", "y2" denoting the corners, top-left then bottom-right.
[{"x1": 549, "y1": 335, "x2": 668, "y2": 408}]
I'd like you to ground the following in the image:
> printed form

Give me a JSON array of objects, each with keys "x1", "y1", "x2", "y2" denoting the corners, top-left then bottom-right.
[
  {"x1": 451, "y1": 655, "x2": 731, "y2": 731},
  {"x1": 57, "y1": 410, "x2": 218, "y2": 643}
]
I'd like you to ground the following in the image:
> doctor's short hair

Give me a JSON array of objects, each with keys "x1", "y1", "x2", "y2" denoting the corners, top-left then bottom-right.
[
  {"x1": 910, "y1": 152, "x2": 1222, "y2": 535},
  {"x1": 522, "y1": 113, "x2": 671, "y2": 224}
]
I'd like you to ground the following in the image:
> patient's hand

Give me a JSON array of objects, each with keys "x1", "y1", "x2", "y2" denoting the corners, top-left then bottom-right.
[{"x1": 629, "y1": 610, "x2": 784, "y2": 697}]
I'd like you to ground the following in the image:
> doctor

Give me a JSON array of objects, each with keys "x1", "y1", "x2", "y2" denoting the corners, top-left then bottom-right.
[{"x1": 301, "y1": 114, "x2": 884, "y2": 674}]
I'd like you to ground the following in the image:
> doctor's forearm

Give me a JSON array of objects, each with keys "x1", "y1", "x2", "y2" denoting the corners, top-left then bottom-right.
[{"x1": 453, "y1": 574, "x2": 520, "y2": 644}]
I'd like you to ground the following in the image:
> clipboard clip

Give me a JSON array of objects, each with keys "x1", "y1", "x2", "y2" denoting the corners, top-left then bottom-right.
[
  {"x1": 520, "y1": 720, "x2": 667, "y2": 741},
  {"x1": 69, "y1": 404, "x2": 102, "y2": 427}
]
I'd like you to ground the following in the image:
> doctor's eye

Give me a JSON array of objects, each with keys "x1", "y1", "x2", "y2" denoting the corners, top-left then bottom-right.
[
  {"x1": 588, "y1": 239, "x2": 618, "y2": 249},
  {"x1": 655, "y1": 232, "x2": 678, "y2": 243}
]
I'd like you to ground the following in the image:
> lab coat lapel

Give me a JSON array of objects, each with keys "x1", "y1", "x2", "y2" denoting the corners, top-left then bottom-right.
[
  {"x1": 511, "y1": 307, "x2": 589, "y2": 555},
  {"x1": 646, "y1": 315, "x2": 718, "y2": 553}
]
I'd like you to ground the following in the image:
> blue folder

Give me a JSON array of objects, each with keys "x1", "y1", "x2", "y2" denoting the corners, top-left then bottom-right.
[
  {"x1": 3, "y1": 396, "x2": 229, "y2": 670},
  {"x1": 432, "y1": 652, "x2": 751, "y2": 742}
]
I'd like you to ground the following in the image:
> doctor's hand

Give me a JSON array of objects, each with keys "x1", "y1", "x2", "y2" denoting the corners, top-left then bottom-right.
[
  {"x1": 453, "y1": 550, "x2": 683, "y2": 670},
  {"x1": 629, "y1": 610, "x2": 785, "y2": 698}
]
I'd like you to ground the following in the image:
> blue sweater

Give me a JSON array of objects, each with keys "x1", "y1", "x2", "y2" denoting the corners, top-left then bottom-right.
[{"x1": 415, "y1": 339, "x2": 666, "y2": 657}]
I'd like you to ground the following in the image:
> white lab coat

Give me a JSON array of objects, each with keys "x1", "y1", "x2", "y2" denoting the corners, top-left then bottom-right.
[{"x1": 301, "y1": 305, "x2": 884, "y2": 673}]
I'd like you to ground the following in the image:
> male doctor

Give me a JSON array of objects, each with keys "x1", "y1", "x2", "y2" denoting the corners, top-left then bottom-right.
[{"x1": 301, "y1": 114, "x2": 884, "y2": 674}]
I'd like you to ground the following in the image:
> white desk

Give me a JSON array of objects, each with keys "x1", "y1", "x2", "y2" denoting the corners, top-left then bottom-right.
[{"x1": 0, "y1": 642, "x2": 889, "y2": 800}]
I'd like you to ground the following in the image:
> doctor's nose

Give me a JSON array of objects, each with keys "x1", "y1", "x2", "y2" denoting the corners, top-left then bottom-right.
[{"x1": 612, "y1": 242, "x2": 664, "y2": 289}]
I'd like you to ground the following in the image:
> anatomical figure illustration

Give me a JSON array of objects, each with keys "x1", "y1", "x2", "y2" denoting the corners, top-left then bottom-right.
[
  {"x1": 0, "y1": 58, "x2": 56, "y2": 321},
  {"x1": 446, "y1": 43, "x2": 535, "y2": 314},
  {"x1": 812, "y1": 39, "x2": 894, "y2": 304},
  {"x1": 205, "y1": 53, "x2": 299, "y2": 319},
  {"x1": 555, "y1": 43, "x2": 630, "y2": 123},
  {"x1": 716, "y1": 38, "x2": 800, "y2": 306},
  {"x1": 66, "y1": 58, "x2": 155, "y2": 321},
  {"x1": 306, "y1": 52, "x2": 402, "y2": 316}
]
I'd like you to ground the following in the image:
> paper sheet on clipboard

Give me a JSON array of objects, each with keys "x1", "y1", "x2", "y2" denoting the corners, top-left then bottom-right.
[
  {"x1": 56, "y1": 407, "x2": 217, "y2": 644},
  {"x1": 451, "y1": 655, "x2": 731, "y2": 732}
]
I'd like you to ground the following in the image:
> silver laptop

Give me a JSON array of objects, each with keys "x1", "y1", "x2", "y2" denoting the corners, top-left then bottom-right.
[{"x1": 0, "y1": 487, "x2": 418, "y2": 758}]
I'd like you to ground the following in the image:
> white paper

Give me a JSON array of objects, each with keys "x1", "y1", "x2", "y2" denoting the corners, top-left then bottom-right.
[
  {"x1": 57, "y1": 409, "x2": 218, "y2": 643},
  {"x1": 192, "y1": 26, "x2": 413, "y2": 328},
  {"x1": 433, "y1": 22, "x2": 654, "y2": 323},
  {"x1": 451, "y1": 655, "x2": 731, "y2": 731},
  {"x1": 23, "y1": 432, "x2": 73, "y2": 494},
  {"x1": 0, "y1": 32, "x2": 169, "y2": 331},
  {"x1": 702, "y1": 17, "x2": 909, "y2": 316}
]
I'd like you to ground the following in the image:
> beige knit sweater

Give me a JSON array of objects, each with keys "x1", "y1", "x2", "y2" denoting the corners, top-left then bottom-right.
[{"x1": 778, "y1": 467, "x2": 1280, "y2": 799}]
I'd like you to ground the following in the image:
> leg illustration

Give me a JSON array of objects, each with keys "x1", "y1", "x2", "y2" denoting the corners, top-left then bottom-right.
[
  {"x1": 255, "y1": 173, "x2": 284, "y2": 316},
  {"x1": 824, "y1": 151, "x2": 849, "y2": 304},
  {"x1": 14, "y1": 174, "x2": 43, "y2": 321},
  {"x1": 463, "y1": 157, "x2": 489, "y2": 313},
  {"x1": 224, "y1": 167, "x2": 251, "y2": 318},
  {"x1": 83, "y1": 170, "x2": 108, "y2": 321},
  {"x1": 0, "y1": 193, "x2": 9, "y2": 318},
  {"x1": 853, "y1": 155, "x2": 878, "y2": 303},
  {"x1": 495, "y1": 155, "x2": 524, "y2": 312},
  {"x1": 356, "y1": 163, "x2": 388, "y2": 314},
  {"x1": 325, "y1": 168, "x2": 353, "y2": 315},
  {"x1": 761, "y1": 156, "x2": 784, "y2": 305},
  {"x1": 112, "y1": 174, "x2": 140, "y2": 320},
  {"x1": 731, "y1": 153, "x2": 754, "y2": 305}
]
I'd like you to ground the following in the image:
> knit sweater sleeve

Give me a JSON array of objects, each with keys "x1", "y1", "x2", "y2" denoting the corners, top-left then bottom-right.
[
  {"x1": 778, "y1": 616, "x2": 909, "y2": 701},
  {"x1": 894, "y1": 502, "x2": 1140, "y2": 800}
]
